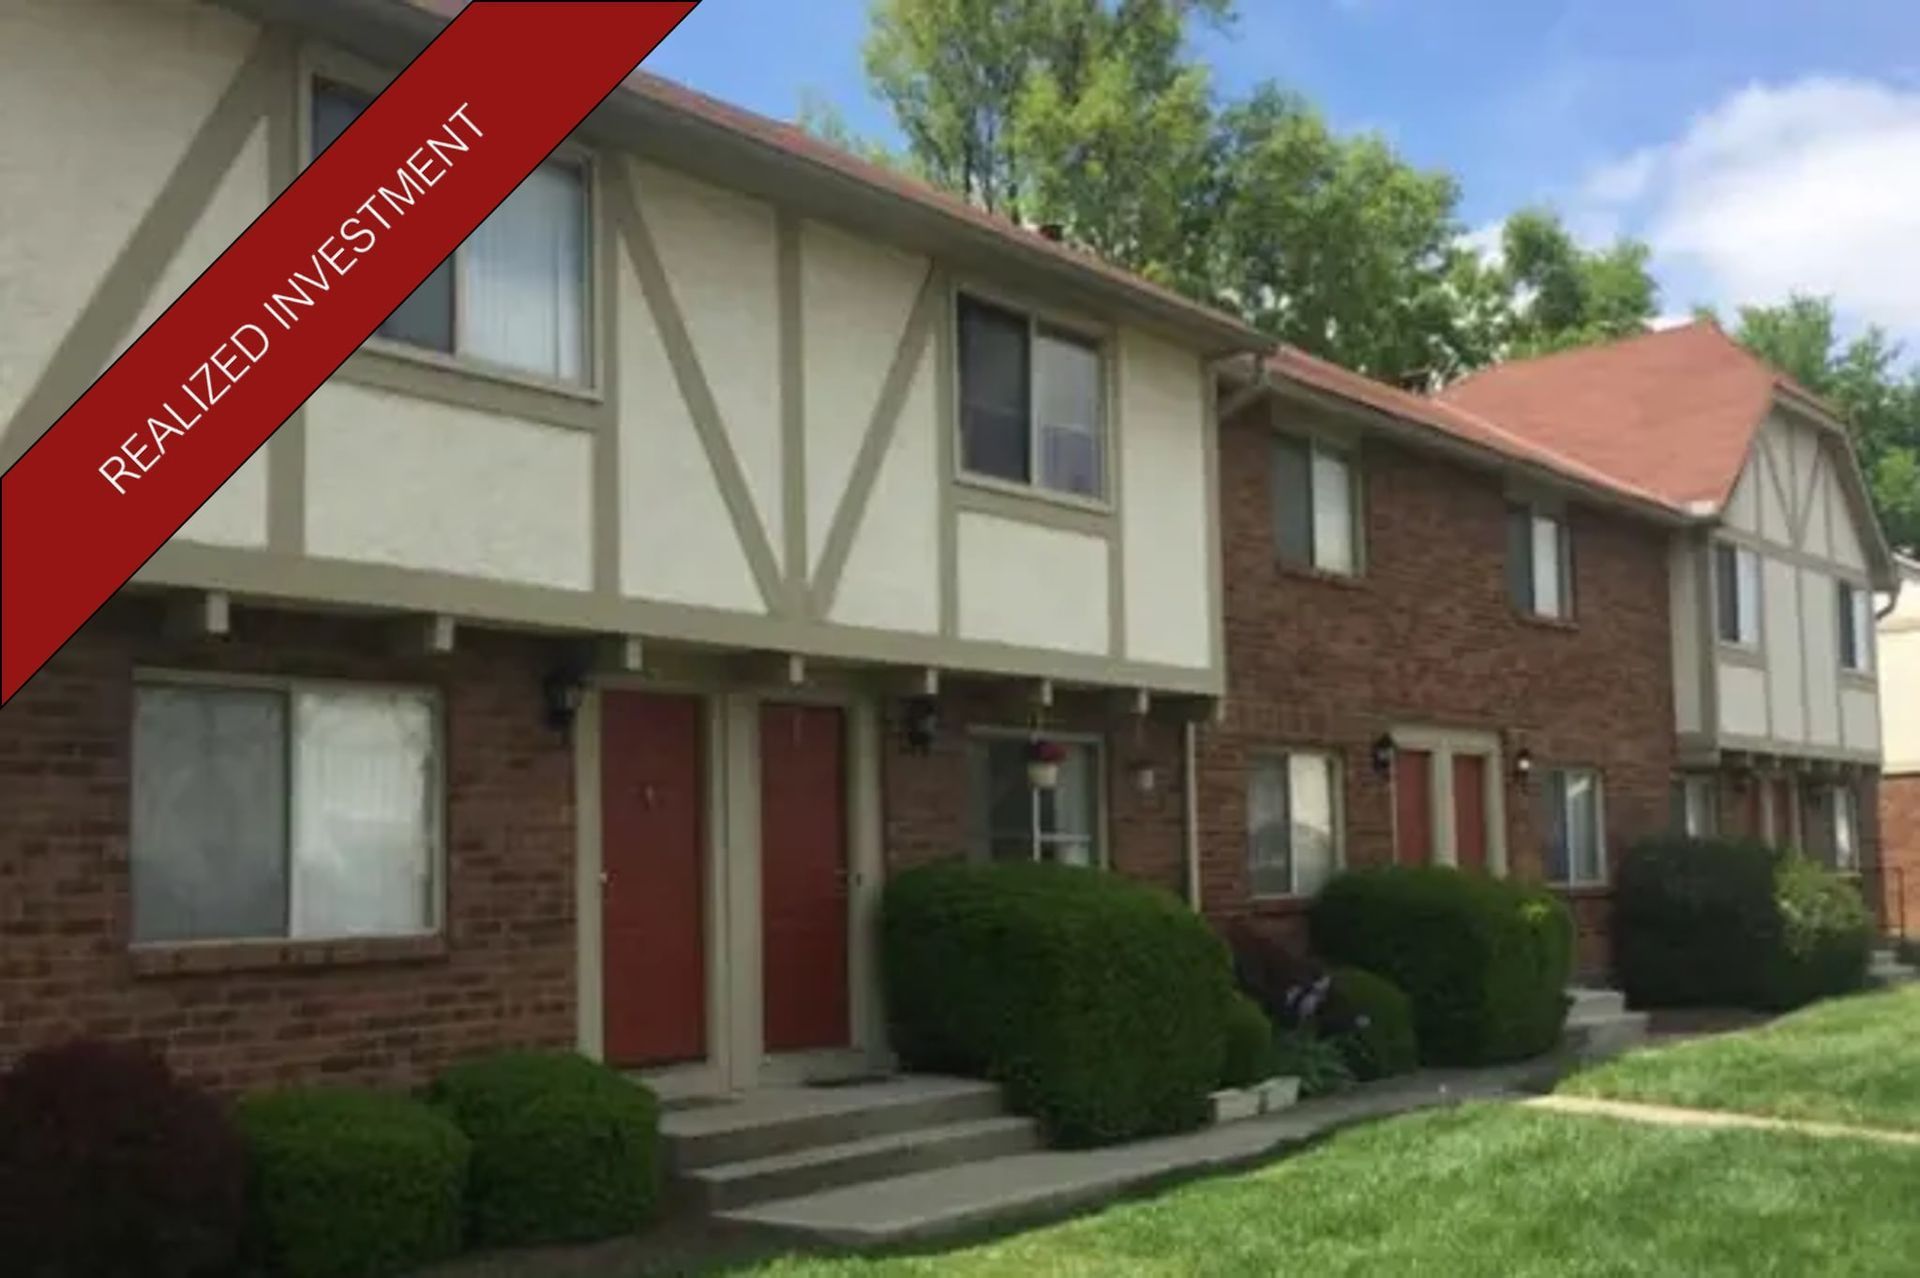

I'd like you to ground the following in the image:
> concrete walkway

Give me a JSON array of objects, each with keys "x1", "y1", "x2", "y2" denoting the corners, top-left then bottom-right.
[
  {"x1": 1524, "y1": 1094, "x2": 1920, "y2": 1148},
  {"x1": 721, "y1": 1058, "x2": 1565, "y2": 1248}
]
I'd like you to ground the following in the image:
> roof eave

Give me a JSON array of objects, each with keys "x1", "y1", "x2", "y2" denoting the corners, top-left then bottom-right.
[{"x1": 217, "y1": 0, "x2": 1269, "y2": 358}]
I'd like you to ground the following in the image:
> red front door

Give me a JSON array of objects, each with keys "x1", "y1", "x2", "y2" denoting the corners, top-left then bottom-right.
[
  {"x1": 1395, "y1": 749, "x2": 1434, "y2": 865},
  {"x1": 760, "y1": 703, "x2": 850, "y2": 1053},
  {"x1": 1453, "y1": 755, "x2": 1488, "y2": 871},
  {"x1": 600, "y1": 691, "x2": 706, "y2": 1068}
]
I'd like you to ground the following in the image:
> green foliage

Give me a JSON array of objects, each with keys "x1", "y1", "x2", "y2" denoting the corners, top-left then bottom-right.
[
  {"x1": 1322, "y1": 966, "x2": 1419, "y2": 1081},
  {"x1": 1268, "y1": 1029, "x2": 1355, "y2": 1098},
  {"x1": 1731, "y1": 295, "x2": 1920, "y2": 553},
  {"x1": 882, "y1": 860, "x2": 1237, "y2": 1146},
  {"x1": 237, "y1": 1088, "x2": 468, "y2": 1278},
  {"x1": 427, "y1": 1051, "x2": 660, "y2": 1247},
  {"x1": 1310, "y1": 866, "x2": 1574, "y2": 1066},
  {"x1": 1219, "y1": 992, "x2": 1278, "y2": 1088},
  {"x1": 0, "y1": 1040, "x2": 245, "y2": 1278},
  {"x1": 1615, "y1": 836, "x2": 1873, "y2": 1012}
]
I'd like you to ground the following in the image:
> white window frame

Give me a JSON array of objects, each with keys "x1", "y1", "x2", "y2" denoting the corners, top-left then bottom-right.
[
  {"x1": 302, "y1": 69, "x2": 600, "y2": 399},
  {"x1": 1246, "y1": 749, "x2": 1345, "y2": 899},
  {"x1": 1273, "y1": 435, "x2": 1362, "y2": 577},
  {"x1": 1838, "y1": 580, "x2": 1873, "y2": 674},
  {"x1": 130, "y1": 669, "x2": 447, "y2": 946},
  {"x1": 966, "y1": 728, "x2": 1107, "y2": 867},
  {"x1": 1509, "y1": 503, "x2": 1572, "y2": 619},
  {"x1": 1542, "y1": 766, "x2": 1607, "y2": 888},
  {"x1": 1715, "y1": 540, "x2": 1763, "y2": 649},
  {"x1": 953, "y1": 289, "x2": 1112, "y2": 508}
]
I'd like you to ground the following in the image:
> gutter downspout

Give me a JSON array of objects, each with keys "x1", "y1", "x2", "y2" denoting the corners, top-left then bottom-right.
[{"x1": 1183, "y1": 719, "x2": 1202, "y2": 913}]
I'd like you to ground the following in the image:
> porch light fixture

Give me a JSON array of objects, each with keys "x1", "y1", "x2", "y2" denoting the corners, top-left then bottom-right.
[
  {"x1": 1370, "y1": 733, "x2": 1395, "y2": 779},
  {"x1": 1129, "y1": 760, "x2": 1158, "y2": 796},
  {"x1": 902, "y1": 695, "x2": 939, "y2": 754},
  {"x1": 542, "y1": 660, "x2": 587, "y2": 733},
  {"x1": 1512, "y1": 747, "x2": 1534, "y2": 787}
]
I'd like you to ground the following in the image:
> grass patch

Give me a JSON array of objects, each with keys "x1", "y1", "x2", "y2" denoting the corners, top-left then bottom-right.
[
  {"x1": 1564, "y1": 985, "x2": 1920, "y2": 1133},
  {"x1": 716, "y1": 1105, "x2": 1920, "y2": 1277}
]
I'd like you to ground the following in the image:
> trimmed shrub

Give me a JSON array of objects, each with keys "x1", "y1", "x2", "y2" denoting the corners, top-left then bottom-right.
[
  {"x1": 238, "y1": 1087, "x2": 468, "y2": 1278},
  {"x1": 1323, "y1": 966, "x2": 1419, "y2": 1081},
  {"x1": 428, "y1": 1051, "x2": 660, "y2": 1246},
  {"x1": 0, "y1": 1040, "x2": 245, "y2": 1278},
  {"x1": 1219, "y1": 992, "x2": 1278, "y2": 1088},
  {"x1": 1616, "y1": 837, "x2": 1873, "y2": 1011},
  {"x1": 1269, "y1": 1029, "x2": 1356, "y2": 1098},
  {"x1": 1310, "y1": 866, "x2": 1574, "y2": 1066},
  {"x1": 883, "y1": 860, "x2": 1237, "y2": 1147}
]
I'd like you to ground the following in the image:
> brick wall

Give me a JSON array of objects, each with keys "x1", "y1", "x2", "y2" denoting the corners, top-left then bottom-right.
[
  {"x1": 1879, "y1": 772, "x2": 1920, "y2": 940},
  {"x1": 1198, "y1": 405, "x2": 1677, "y2": 976},
  {"x1": 0, "y1": 596, "x2": 578, "y2": 1091},
  {"x1": 880, "y1": 682, "x2": 1189, "y2": 898}
]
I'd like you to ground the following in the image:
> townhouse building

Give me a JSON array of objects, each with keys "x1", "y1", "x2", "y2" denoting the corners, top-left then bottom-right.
[
  {"x1": 1444, "y1": 324, "x2": 1900, "y2": 911},
  {"x1": 1876, "y1": 555, "x2": 1920, "y2": 937},
  {"x1": 0, "y1": 0, "x2": 1262, "y2": 1095}
]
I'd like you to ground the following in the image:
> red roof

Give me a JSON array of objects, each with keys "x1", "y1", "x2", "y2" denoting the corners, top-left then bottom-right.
[
  {"x1": 1265, "y1": 346, "x2": 1685, "y2": 515},
  {"x1": 1437, "y1": 321, "x2": 1830, "y2": 511}
]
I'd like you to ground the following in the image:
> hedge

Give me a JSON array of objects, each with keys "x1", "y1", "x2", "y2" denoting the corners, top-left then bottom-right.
[
  {"x1": 237, "y1": 1088, "x2": 468, "y2": 1278},
  {"x1": 1322, "y1": 966, "x2": 1419, "y2": 1080},
  {"x1": 1615, "y1": 836, "x2": 1872, "y2": 1011},
  {"x1": 883, "y1": 860, "x2": 1236, "y2": 1147},
  {"x1": 428, "y1": 1051, "x2": 660, "y2": 1246},
  {"x1": 1310, "y1": 866, "x2": 1573, "y2": 1066},
  {"x1": 1219, "y1": 992, "x2": 1278, "y2": 1088},
  {"x1": 0, "y1": 1040, "x2": 245, "y2": 1278}
]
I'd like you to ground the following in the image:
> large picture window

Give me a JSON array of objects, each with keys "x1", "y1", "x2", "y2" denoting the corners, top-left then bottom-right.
[
  {"x1": 957, "y1": 295, "x2": 1106, "y2": 499},
  {"x1": 131, "y1": 679, "x2": 442, "y2": 944},
  {"x1": 1247, "y1": 751, "x2": 1342, "y2": 897},
  {"x1": 312, "y1": 82, "x2": 588, "y2": 384},
  {"x1": 967, "y1": 733, "x2": 1101, "y2": 866}
]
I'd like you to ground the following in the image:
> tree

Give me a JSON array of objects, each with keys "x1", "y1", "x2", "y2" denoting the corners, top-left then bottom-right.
[
  {"x1": 1729, "y1": 295, "x2": 1920, "y2": 552},
  {"x1": 1495, "y1": 209, "x2": 1658, "y2": 358}
]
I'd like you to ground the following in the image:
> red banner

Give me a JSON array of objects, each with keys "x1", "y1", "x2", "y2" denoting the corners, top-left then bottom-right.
[{"x1": 0, "y1": 1, "x2": 695, "y2": 703}]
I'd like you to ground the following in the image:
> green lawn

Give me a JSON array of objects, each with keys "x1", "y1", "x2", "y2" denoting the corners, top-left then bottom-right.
[
  {"x1": 1562, "y1": 985, "x2": 1920, "y2": 1133},
  {"x1": 718, "y1": 1105, "x2": 1920, "y2": 1278}
]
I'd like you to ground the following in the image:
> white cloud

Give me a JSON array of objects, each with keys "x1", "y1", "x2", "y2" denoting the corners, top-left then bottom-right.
[{"x1": 1578, "y1": 77, "x2": 1920, "y2": 339}]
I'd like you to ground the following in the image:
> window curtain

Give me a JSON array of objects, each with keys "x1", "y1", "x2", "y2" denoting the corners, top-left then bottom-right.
[
  {"x1": 1247, "y1": 757, "x2": 1291, "y2": 896},
  {"x1": 1531, "y1": 515, "x2": 1564, "y2": 616},
  {"x1": 460, "y1": 162, "x2": 586, "y2": 381},
  {"x1": 1310, "y1": 451, "x2": 1354, "y2": 574},
  {"x1": 289, "y1": 689, "x2": 438, "y2": 938},
  {"x1": 1035, "y1": 332, "x2": 1103, "y2": 497},
  {"x1": 1289, "y1": 753, "x2": 1338, "y2": 895},
  {"x1": 131, "y1": 686, "x2": 288, "y2": 942}
]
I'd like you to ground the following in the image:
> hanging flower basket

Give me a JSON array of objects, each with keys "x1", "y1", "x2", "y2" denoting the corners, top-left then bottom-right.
[{"x1": 1027, "y1": 738, "x2": 1068, "y2": 790}]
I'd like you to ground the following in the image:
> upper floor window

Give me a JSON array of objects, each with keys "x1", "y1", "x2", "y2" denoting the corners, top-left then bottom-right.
[
  {"x1": 967, "y1": 732, "x2": 1102, "y2": 866},
  {"x1": 1838, "y1": 581, "x2": 1872, "y2": 673},
  {"x1": 1541, "y1": 767, "x2": 1605, "y2": 887},
  {"x1": 1272, "y1": 436, "x2": 1358, "y2": 575},
  {"x1": 1247, "y1": 750, "x2": 1343, "y2": 897},
  {"x1": 956, "y1": 295, "x2": 1105, "y2": 500},
  {"x1": 131, "y1": 678, "x2": 441, "y2": 944},
  {"x1": 311, "y1": 82, "x2": 589, "y2": 385},
  {"x1": 1507, "y1": 505, "x2": 1571, "y2": 619},
  {"x1": 1714, "y1": 541, "x2": 1761, "y2": 646}
]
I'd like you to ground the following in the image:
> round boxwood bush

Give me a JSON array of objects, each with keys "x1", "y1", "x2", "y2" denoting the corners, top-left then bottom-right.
[
  {"x1": 428, "y1": 1051, "x2": 660, "y2": 1246},
  {"x1": 238, "y1": 1087, "x2": 468, "y2": 1278},
  {"x1": 1322, "y1": 966, "x2": 1419, "y2": 1080},
  {"x1": 1310, "y1": 866, "x2": 1573, "y2": 1066},
  {"x1": 1616, "y1": 837, "x2": 1872, "y2": 1011},
  {"x1": 0, "y1": 1039, "x2": 245, "y2": 1278},
  {"x1": 883, "y1": 860, "x2": 1237, "y2": 1147},
  {"x1": 1219, "y1": 992, "x2": 1277, "y2": 1088}
]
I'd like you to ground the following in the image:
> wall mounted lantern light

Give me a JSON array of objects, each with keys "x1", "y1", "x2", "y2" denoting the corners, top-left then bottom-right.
[
  {"x1": 902, "y1": 695, "x2": 939, "y2": 754},
  {"x1": 542, "y1": 660, "x2": 587, "y2": 733},
  {"x1": 1371, "y1": 733, "x2": 1396, "y2": 779},
  {"x1": 1511, "y1": 746, "x2": 1534, "y2": 787}
]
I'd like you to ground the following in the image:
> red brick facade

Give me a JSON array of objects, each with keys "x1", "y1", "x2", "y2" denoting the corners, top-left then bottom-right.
[
  {"x1": 1197, "y1": 404, "x2": 1679, "y2": 977},
  {"x1": 0, "y1": 598, "x2": 577, "y2": 1092},
  {"x1": 1879, "y1": 773, "x2": 1920, "y2": 940}
]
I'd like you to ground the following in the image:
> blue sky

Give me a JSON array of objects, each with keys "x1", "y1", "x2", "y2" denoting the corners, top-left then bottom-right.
[{"x1": 649, "y1": 0, "x2": 1920, "y2": 343}]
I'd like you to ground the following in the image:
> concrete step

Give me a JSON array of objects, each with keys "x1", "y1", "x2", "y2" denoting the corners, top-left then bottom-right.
[
  {"x1": 1868, "y1": 950, "x2": 1917, "y2": 987},
  {"x1": 1564, "y1": 1009, "x2": 1650, "y2": 1064},
  {"x1": 662, "y1": 1076, "x2": 1004, "y2": 1172},
  {"x1": 1567, "y1": 987, "x2": 1627, "y2": 1020},
  {"x1": 684, "y1": 1115, "x2": 1041, "y2": 1212}
]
